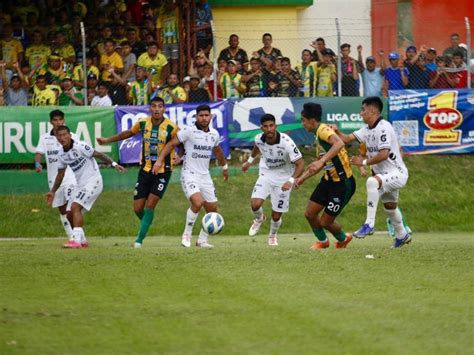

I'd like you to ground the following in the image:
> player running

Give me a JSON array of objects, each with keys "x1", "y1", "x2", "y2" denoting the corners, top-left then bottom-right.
[
  {"x1": 153, "y1": 104, "x2": 228, "y2": 248},
  {"x1": 295, "y1": 103, "x2": 355, "y2": 250},
  {"x1": 242, "y1": 114, "x2": 304, "y2": 246},
  {"x1": 333, "y1": 96, "x2": 411, "y2": 248},
  {"x1": 46, "y1": 126, "x2": 125, "y2": 248},
  {"x1": 35, "y1": 110, "x2": 77, "y2": 241},
  {"x1": 96, "y1": 97, "x2": 178, "y2": 248}
]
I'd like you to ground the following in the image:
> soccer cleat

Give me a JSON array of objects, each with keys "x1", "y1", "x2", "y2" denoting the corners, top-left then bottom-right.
[
  {"x1": 393, "y1": 234, "x2": 412, "y2": 248},
  {"x1": 268, "y1": 234, "x2": 279, "y2": 246},
  {"x1": 133, "y1": 242, "x2": 142, "y2": 249},
  {"x1": 405, "y1": 224, "x2": 413, "y2": 236},
  {"x1": 335, "y1": 233, "x2": 353, "y2": 249},
  {"x1": 81, "y1": 242, "x2": 89, "y2": 248},
  {"x1": 248, "y1": 215, "x2": 266, "y2": 236},
  {"x1": 181, "y1": 234, "x2": 192, "y2": 248},
  {"x1": 63, "y1": 240, "x2": 82, "y2": 249},
  {"x1": 196, "y1": 241, "x2": 214, "y2": 248},
  {"x1": 310, "y1": 240, "x2": 330, "y2": 250},
  {"x1": 354, "y1": 223, "x2": 375, "y2": 238},
  {"x1": 386, "y1": 218, "x2": 395, "y2": 238}
]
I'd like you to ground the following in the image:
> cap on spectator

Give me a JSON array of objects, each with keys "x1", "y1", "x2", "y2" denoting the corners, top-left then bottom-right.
[
  {"x1": 227, "y1": 59, "x2": 238, "y2": 66},
  {"x1": 388, "y1": 52, "x2": 400, "y2": 60},
  {"x1": 183, "y1": 76, "x2": 191, "y2": 83},
  {"x1": 10, "y1": 73, "x2": 20, "y2": 80},
  {"x1": 321, "y1": 48, "x2": 334, "y2": 56},
  {"x1": 190, "y1": 74, "x2": 200, "y2": 81},
  {"x1": 366, "y1": 56, "x2": 376, "y2": 62},
  {"x1": 49, "y1": 52, "x2": 61, "y2": 60},
  {"x1": 427, "y1": 47, "x2": 437, "y2": 53},
  {"x1": 87, "y1": 73, "x2": 98, "y2": 80},
  {"x1": 62, "y1": 76, "x2": 73, "y2": 81},
  {"x1": 406, "y1": 45, "x2": 417, "y2": 52}
]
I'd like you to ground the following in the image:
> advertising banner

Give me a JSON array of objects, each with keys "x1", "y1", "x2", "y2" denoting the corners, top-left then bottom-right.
[
  {"x1": 114, "y1": 102, "x2": 230, "y2": 164},
  {"x1": 389, "y1": 89, "x2": 474, "y2": 154},
  {"x1": 0, "y1": 106, "x2": 117, "y2": 163}
]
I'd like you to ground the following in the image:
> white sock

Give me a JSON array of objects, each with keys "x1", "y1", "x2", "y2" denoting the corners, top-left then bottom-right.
[
  {"x1": 184, "y1": 208, "x2": 199, "y2": 235},
  {"x1": 198, "y1": 228, "x2": 209, "y2": 244},
  {"x1": 73, "y1": 227, "x2": 86, "y2": 244},
  {"x1": 252, "y1": 207, "x2": 264, "y2": 221},
  {"x1": 365, "y1": 177, "x2": 380, "y2": 228},
  {"x1": 384, "y1": 207, "x2": 406, "y2": 239},
  {"x1": 60, "y1": 214, "x2": 74, "y2": 240},
  {"x1": 270, "y1": 218, "x2": 282, "y2": 235}
]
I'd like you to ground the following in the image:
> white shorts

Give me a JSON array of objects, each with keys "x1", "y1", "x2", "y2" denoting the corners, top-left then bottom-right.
[
  {"x1": 181, "y1": 173, "x2": 217, "y2": 203},
  {"x1": 52, "y1": 184, "x2": 75, "y2": 208},
  {"x1": 251, "y1": 174, "x2": 292, "y2": 213},
  {"x1": 376, "y1": 170, "x2": 408, "y2": 203},
  {"x1": 67, "y1": 178, "x2": 103, "y2": 212}
]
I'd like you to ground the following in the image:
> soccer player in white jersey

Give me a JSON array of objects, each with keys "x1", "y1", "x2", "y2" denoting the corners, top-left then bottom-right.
[
  {"x1": 46, "y1": 126, "x2": 126, "y2": 248},
  {"x1": 153, "y1": 104, "x2": 228, "y2": 248},
  {"x1": 333, "y1": 96, "x2": 411, "y2": 248},
  {"x1": 35, "y1": 110, "x2": 77, "y2": 241},
  {"x1": 242, "y1": 114, "x2": 304, "y2": 246}
]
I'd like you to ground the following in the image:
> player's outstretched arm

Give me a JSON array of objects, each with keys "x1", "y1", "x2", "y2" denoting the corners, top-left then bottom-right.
[
  {"x1": 213, "y1": 146, "x2": 229, "y2": 181},
  {"x1": 34, "y1": 153, "x2": 43, "y2": 173},
  {"x1": 329, "y1": 124, "x2": 357, "y2": 145},
  {"x1": 282, "y1": 157, "x2": 304, "y2": 191},
  {"x1": 96, "y1": 130, "x2": 135, "y2": 145},
  {"x1": 242, "y1": 144, "x2": 260, "y2": 172},
  {"x1": 93, "y1": 151, "x2": 126, "y2": 173},
  {"x1": 46, "y1": 168, "x2": 66, "y2": 206},
  {"x1": 152, "y1": 136, "x2": 180, "y2": 175}
]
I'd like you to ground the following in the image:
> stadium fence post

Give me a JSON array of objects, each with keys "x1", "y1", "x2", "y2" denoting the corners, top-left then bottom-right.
[
  {"x1": 465, "y1": 17, "x2": 472, "y2": 89},
  {"x1": 211, "y1": 19, "x2": 218, "y2": 102},
  {"x1": 81, "y1": 22, "x2": 88, "y2": 105},
  {"x1": 335, "y1": 18, "x2": 342, "y2": 97}
]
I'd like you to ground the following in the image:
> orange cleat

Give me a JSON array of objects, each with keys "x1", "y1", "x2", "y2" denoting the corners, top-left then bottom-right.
[
  {"x1": 310, "y1": 240, "x2": 330, "y2": 250},
  {"x1": 335, "y1": 233, "x2": 353, "y2": 249}
]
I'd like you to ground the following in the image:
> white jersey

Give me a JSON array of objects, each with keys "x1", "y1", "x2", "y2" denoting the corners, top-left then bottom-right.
[
  {"x1": 57, "y1": 139, "x2": 102, "y2": 187},
  {"x1": 353, "y1": 118, "x2": 408, "y2": 176},
  {"x1": 177, "y1": 124, "x2": 221, "y2": 176},
  {"x1": 255, "y1": 132, "x2": 302, "y2": 180},
  {"x1": 36, "y1": 131, "x2": 78, "y2": 189}
]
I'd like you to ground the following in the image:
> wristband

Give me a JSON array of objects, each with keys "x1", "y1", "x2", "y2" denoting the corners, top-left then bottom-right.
[
  {"x1": 288, "y1": 177, "x2": 295, "y2": 184},
  {"x1": 222, "y1": 164, "x2": 228, "y2": 170},
  {"x1": 247, "y1": 156, "x2": 255, "y2": 164},
  {"x1": 34, "y1": 161, "x2": 41, "y2": 169},
  {"x1": 362, "y1": 159, "x2": 368, "y2": 166},
  {"x1": 111, "y1": 161, "x2": 118, "y2": 168}
]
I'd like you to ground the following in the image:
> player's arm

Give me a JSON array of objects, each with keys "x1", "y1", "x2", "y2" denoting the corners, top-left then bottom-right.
[
  {"x1": 282, "y1": 157, "x2": 304, "y2": 191},
  {"x1": 46, "y1": 168, "x2": 66, "y2": 206},
  {"x1": 351, "y1": 148, "x2": 389, "y2": 166},
  {"x1": 96, "y1": 129, "x2": 135, "y2": 145},
  {"x1": 152, "y1": 136, "x2": 181, "y2": 175},
  {"x1": 329, "y1": 124, "x2": 357, "y2": 144},
  {"x1": 242, "y1": 144, "x2": 260, "y2": 172},
  {"x1": 213, "y1": 145, "x2": 229, "y2": 181},
  {"x1": 34, "y1": 153, "x2": 43, "y2": 173},
  {"x1": 92, "y1": 150, "x2": 126, "y2": 173}
]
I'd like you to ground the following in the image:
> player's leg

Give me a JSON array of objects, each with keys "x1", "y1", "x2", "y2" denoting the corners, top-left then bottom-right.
[
  {"x1": 267, "y1": 185, "x2": 291, "y2": 246},
  {"x1": 383, "y1": 201, "x2": 411, "y2": 248},
  {"x1": 195, "y1": 177, "x2": 219, "y2": 248},
  {"x1": 354, "y1": 175, "x2": 382, "y2": 238},
  {"x1": 249, "y1": 175, "x2": 270, "y2": 236},
  {"x1": 52, "y1": 185, "x2": 74, "y2": 240},
  {"x1": 386, "y1": 207, "x2": 412, "y2": 237},
  {"x1": 58, "y1": 205, "x2": 74, "y2": 241},
  {"x1": 63, "y1": 202, "x2": 85, "y2": 248},
  {"x1": 180, "y1": 176, "x2": 204, "y2": 247},
  {"x1": 305, "y1": 182, "x2": 330, "y2": 249}
]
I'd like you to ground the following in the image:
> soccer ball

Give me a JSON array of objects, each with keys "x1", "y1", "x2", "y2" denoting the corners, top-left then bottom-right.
[{"x1": 201, "y1": 212, "x2": 225, "y2": 235}]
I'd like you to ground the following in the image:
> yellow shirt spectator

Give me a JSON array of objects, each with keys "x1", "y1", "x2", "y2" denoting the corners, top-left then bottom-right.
[
  {"x1": 316, "y1": 63, "x2": 336, "y2": 97},
  {"x1": 56, "y1": 44, "x2": 76, "y2": 62},
  {"x1": 137, "y1": 52, "x2": 168, "y2": 84},
  {"x1": 73, "y1": 65, "x2": 100, "y2": 83},
  {"x1": 25, "y1": 45, "x2": 51, "y2": 69},
  {"x1": 298, "y1": 61, "x2": 318, "y2": 97},
  {"x1": 158, "y1": 86, "x2": 187, "y2": 104},
  {"x1": 0, "y1": 39, "x2": 23, "y2": 65},
  {"x1": 100, "y1": 52, "x2": 124, "y2": 81},
  {"x1": 220, "y1": 72, "x2": 244, "y2": 98},
  {"x1": 32, "y1": 86, "x2": 57, "y2": 106}
]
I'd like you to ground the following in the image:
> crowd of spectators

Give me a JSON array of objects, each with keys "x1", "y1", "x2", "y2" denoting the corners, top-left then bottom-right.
[{"x1": 0, "y1": 0, "x2": 472, "y2": 107}]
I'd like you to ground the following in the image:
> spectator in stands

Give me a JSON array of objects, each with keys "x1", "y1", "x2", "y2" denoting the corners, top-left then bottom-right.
[
  {"x1": 241, "y1": 57, "x2": 267, "y2": 97},
  {"x1": 100, "y1": 39, "x2": 124, "y2": 82},
  {"x1": 25, "y1": 31, "x2": 51, "y2": 73},
  {"x1": 403, "y1": 45, "x2": 429, "y2": 89},
  {"x1": 0, "y1": 63, "x2": 28, "y2": 106},
  {"x1": 91, "y1": 82, "x2": 112, "y2": 106},
  {"x1": 194, "y1": 0, "x2": 213, "y2": 55},
  {"x1": 297, "y1": 49, "x2": 318, "y2": 97},
  {"x1": 202, "y1": 62, "x2": 221, "y2": 100},
  {"x1": 425, "y1": 48, "x2": 438, "y2": 73},
  {"x1": 126, "y1": 27, "x2": 147, "y2": 58},
  {"x1": 55, "y1": 31, "x2": 76, "y2": 65},
  {"x1": 156, "y1": 73, "x2": 187, "y2": 104},
  {"x1": 113, "y1": 24, "x2": 127, "y2": 45},
  {"x1": 156, "y1": 0, "x2": 180, "y2": 75},
  {"x1": 218, "y1": 34, "x2": 249, "y2": 69},
  {"x1": 73, "y1": 53, "x2": 100, "y2": 89},
  {"x1": 443, "y1": 33, "x2": 468, "y2": 62},
  {"x1": 274, "y1": 57, "x2": 301, "y2": 97},
  {"x1": 11, "y1": 16, "x2": 29, "y2": 48},
  {"x1": 310, "y1": 37, "x2": 334, "y2": 62},
  {"x1": 40, "y1": 52, "x2": 67, "y2": 85},
  {"x1": 137, "y1": 41, "x2": 168, "y2": 86},
  {"x1": 106, "y1": 67, "x2": 129, "y2": 105},
  {"x1": 384, "y1": 52, "x2": 408, "y2": 93},
  {"x1": 187, "y1": 74, "x2": 210, "y2": 103},
  {"x1": 96, "y1": 26, "x2": 113, "y2": 55},
  {"x1": 1, "y1": 24, "x2": 24, "y2": 70},
  {"x1": 315, "y1": 48, "x2": 337, "y2": 97},
  {"x1": 58, "y1": 77, "x2": 84, "y2": 106},
  {"x1": 128, "y1": 66, "x2": 153, "y2": 105},
  {"x1": 86, "y1": 73, "x2": 99, "y2": 103},
  {"x1": 32, "y1": 74, "x2": 57, "y2": 106},
  {"x1": 219, "y1": 59, "x2": 245, "y2": 98},
  {"x1": 452, "y1": 51, "x2": 468, "y2": 88},
  {"x1": 340, "y1": 43, "x2": 359, "y2": 96},
  {"x1": 358, "y1": 46, "x2": 385, "y2": 97},
  {"x1": 257, "y1": 33, "x2": 283, "y2": 63},
  {"x1": 429, "y1": 56, "x2": 456, "y2": 89},
  {"x1": 119, "y1": 41, "x2": 136, "y2": 82}
]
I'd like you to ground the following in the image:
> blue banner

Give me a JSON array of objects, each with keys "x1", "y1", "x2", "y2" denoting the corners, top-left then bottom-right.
[
  {"x1": 389, "y1": 89, "x2": 474, "y2": 154},
  {"x1": 114, "y1": 102, "x2": 230, "y2": 164}
]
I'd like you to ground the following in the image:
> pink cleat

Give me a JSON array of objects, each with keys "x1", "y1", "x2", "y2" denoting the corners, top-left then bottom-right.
[{"x1": 63, "y1": 240, "x2": 83, "y2": 249}]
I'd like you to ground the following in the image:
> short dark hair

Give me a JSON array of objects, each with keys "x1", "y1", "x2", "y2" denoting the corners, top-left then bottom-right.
[
  {"x1": 262, "y1": 33, "x2": 272, "y2": 40},
  {"x1": 302, "y1": 49, "x2": 312, "y2": 56},
  {"x1": 301, "y1": 102, "x2": 322, "y2": 121},
  {"x1": 260, "y1": 114, "x2": 276, "y2": 124},
  {"x1": 229, "y1": 34, "x2": 239, "y2": 40},
  {"x1": 56, "y1": 125, "x2": 70, "y2": 134},
  {"x1": 451, "y1": 33, "x2": 459, "y2": 38},
  {"x1": 103, "y1": 38, "x2": 115, "y2": 46},
  {"x1": 362, "y1": 96, "x2": 383, "y2": 113},
  {"x1": 97, "y1": 81, "x2": 109, "y2": 89},
  {"x1": 280, "y1": 57, "x2": 291, "y2": 64},
  {"x1": 316, "y1": 37, "x2": 325, "y2": 43},
  {"x1": 341, "y1": 43, "x2": 351, "y2": 50},
  {"x1": 196, "y1": 104, "x2": 211, "y2": 114},
  {"x1": 452, "y1": 51, "x2": 464, "y2": 58},
  {"x1": 147, "y1": 41, "x2": 159, "y2": 48},
  {"x1": 49, "y1": 109, "x2": 65, "y2": 120},
  {"x1": 150, "y1": 97, "x2": 165, "y2": 105},
  {"x1": 36, "y1": 74, "x2": 46, "y2": 81}
]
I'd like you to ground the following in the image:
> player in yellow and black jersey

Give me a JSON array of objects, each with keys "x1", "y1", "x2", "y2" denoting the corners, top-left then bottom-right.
[
  {"x1": 295, "y1": 102, "x2": 356, "y2": 250},
  {"x1": 96, "y1": 97, "x2": 178, "y2": 248}
]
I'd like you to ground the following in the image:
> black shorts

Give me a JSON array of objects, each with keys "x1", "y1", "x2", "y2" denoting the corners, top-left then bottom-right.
[
  {"x1": 309, "y1": 176, "x2": 356, "y2": 217},
  {"x1": 134, "y1": 170, "x2": 172, "y2": 200}
]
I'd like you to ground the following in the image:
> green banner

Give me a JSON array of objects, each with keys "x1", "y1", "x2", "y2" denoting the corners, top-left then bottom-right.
[{"x1": 0, "y1": 107, "x2": 118, "y2": 164}]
